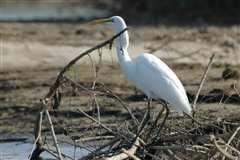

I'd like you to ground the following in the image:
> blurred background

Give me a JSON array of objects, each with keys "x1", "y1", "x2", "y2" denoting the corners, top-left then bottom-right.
[
  {"x1": 1, "y1": 1, "x2": 239, "y2": 159},
  {"x1": 1, "y1": 0, "x2": 239, "y2": 25}
]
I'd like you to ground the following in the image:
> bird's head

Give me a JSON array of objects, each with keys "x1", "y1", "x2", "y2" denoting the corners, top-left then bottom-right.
[
  {"x1": 89, "y1": 16, "x2": 129, "y2": 49},
  {"x1": 89, "y1": 16, "x2": 127, "y2": 31}
]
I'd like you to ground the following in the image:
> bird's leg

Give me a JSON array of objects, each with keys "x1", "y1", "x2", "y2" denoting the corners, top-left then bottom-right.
[
  {"x1": 130, "y1": 98, "x2": 151, "y2": 146},
  {"x1": 148, "y1": 101, "x2": 170, "y2": 146}
]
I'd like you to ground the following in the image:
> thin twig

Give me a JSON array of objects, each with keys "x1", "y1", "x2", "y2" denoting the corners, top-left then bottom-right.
[
  {"x1": 192, "y1": 54, "x2": 215, "y2": 116},
  {"x1": 95, "y1": 94, "x2": 101, "y2": 125},
  {"x1": 77, "y1": 108, "x2": 113, "y2": 133},
  {"x1": 100, "y1": 82, "x2": 139, "y2": 125},
  {"x1": 28, "y1": 107, "x2": 43, "y2": 160},
  {"x1": 40, "y1": 99, "x2": 62, "y2": 159},
  {"x1": 161, "y1": 133, "x2": 229, "y2": 143},
  {"x1": 42, "y1": 147, "x2": 62, "y2": 159},
  {"x1": 233, "y1": 80, "x2": 240, "y2": 98},
  {"x1": 75, "y1": 136, "x2": 115, "y2": 143},
  {"x1": 86, "y1": 53, "x2": 97, "y2": 89},
  {"x1": 149, "y1": 144, "x2": 209, "y2": 151},
  {"x1": 64, "y1": 76, "x2": 96, "y2": 95},
  {"x1": 44, "y1": 147, "x2": 74, "y2": 160}
]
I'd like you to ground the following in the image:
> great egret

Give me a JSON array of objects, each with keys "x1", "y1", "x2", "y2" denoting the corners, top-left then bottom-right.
[{"x1": 89, "y1": 16, "x2": 191, "y2": 145}]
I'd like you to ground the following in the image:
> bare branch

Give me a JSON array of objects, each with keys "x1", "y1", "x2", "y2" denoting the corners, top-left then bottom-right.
[
  {"x1": 99, "y1": 83, "x2": 139, "y2": 125},
  {"x1": 28, "y1": 106, "x2": 44, "y2": 160},
  {"x1": 192, "y1": 54, "x2": 215, "y2": 115},
  {"x1": 150, "y1": 144, "x2": 208, "y2": 151},
  {"x1": 77, "y1": 108, "x2": 113, "y2": 133},
  {"x1": 233, "y1": 80, "x2": 240, "y2": 98},
  {"x1": 40, "y1": 99, "x2": 63, "y2": 159}
]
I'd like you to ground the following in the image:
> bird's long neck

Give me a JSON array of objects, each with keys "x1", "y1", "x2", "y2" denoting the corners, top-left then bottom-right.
[
  {"x1": 114, "y1": 27, "x2": 138, "y2": 86},
  {"x1": 116, "y1": 30, "x2": 130, "y2": 63}
]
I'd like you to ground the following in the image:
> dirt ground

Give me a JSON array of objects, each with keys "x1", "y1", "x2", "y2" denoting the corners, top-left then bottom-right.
[{"x1": 1, "y1": 22, "x2": 239, "y2": 142}]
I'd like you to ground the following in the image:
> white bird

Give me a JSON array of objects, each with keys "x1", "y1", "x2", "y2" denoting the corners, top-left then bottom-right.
[{"x1": 89, "y1": 16, "x2": 191, "y2": 145}]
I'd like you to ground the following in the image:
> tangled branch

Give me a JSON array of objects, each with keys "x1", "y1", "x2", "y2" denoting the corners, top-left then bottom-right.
[
  {"x1": 28, "y1": 28, "x2": 240, "y2": 160},
  {"x1": 29, "y1": 28, "x2": 128, "y2": 160}
]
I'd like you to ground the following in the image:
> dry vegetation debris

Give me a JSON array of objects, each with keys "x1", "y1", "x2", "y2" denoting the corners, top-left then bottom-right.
[{"x1": 27, "y1": 30, "x2": 240, "y2": 160}]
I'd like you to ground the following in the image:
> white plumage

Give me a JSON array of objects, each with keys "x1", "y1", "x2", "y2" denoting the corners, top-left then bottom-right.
[{"x1": 89, "y1": 16, "x2": 191, "y2": 145}]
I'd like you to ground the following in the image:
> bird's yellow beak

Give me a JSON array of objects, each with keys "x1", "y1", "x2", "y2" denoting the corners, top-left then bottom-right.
[{"x1": 88, "y1": 18, "x2": 109, "y2": 24}]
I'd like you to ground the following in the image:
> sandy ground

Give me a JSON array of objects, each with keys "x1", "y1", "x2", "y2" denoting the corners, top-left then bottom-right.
[{"x1": 1, "y1": 22, "x2": 240, "y2": 142}]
